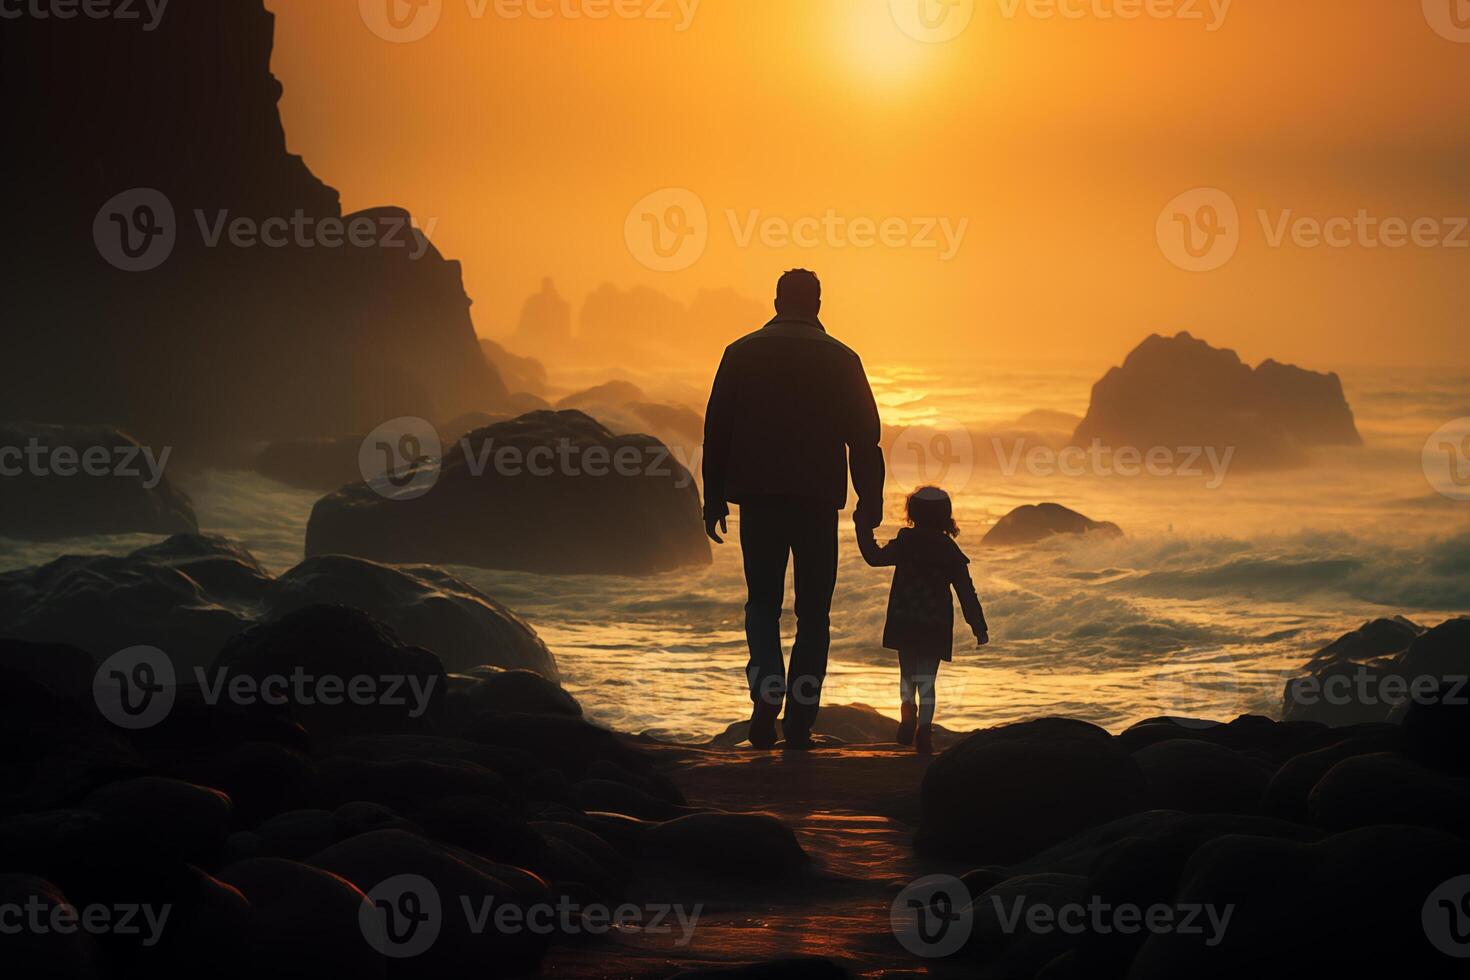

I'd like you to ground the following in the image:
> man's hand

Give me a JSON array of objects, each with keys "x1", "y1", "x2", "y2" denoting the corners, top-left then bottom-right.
[
  {"x1": 975, "y1": 630, "x2": 990, "y2": 647},
  {"x1": 853, "y1": 500, "x2": 882, "y2": 530},
  {"x1": 705, "y1": 515, "x2": 728, "y2": 544}
]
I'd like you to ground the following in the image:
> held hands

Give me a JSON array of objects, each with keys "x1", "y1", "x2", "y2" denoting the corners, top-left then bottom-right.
[
  {"x1": 852, "y1": 501, "x2": 882, "y2": 531},
  {"x1": 974, "y1": 630, "x2": 990, "y2": 647}
]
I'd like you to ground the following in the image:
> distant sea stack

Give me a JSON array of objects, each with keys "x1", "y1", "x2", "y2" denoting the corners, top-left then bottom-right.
[
  {"x1": 0, "y1": 1, "x2": 505, "y2": 450},
  {"x1": 1071, "y1": 333, "x2": 1362, "y2": 468}
]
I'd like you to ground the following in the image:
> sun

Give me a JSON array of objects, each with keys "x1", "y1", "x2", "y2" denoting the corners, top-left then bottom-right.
[{"x1": 838, "y1": 1, "x2": 943, "y2": 89}]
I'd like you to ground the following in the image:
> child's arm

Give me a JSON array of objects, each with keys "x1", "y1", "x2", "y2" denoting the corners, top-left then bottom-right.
[
  {"x1": 855, "y1": 525, "x2": 899, "y2": 567},
  {"x1": 952, "y1": 563, "x2": 989, "y2": 642}
]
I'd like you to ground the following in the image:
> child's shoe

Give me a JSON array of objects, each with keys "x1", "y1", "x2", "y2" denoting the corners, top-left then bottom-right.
[
  {"x1": 914, "y1": 724, "x2": 934, "y2": 756},
  {"x1": 896, "y1": 702, "x2": 917, "y2": 746}
]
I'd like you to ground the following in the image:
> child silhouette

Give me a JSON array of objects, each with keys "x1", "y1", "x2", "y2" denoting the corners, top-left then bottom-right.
[{"x1": 856, "y1": 486, "x2": 988, "y2": 754}]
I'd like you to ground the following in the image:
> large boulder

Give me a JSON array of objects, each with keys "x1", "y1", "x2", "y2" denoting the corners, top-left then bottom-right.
[
  {"x1": 0, "y1": 422, "x2": 197, "y2": 540},
  {"x1": 0, "y1": 536, "x2": 556, "y2": 677},
  {"x1": 981, "y1": 503, "x2": 1122, "y2": 547},
  {"x1": 304, "y1": 411, "x2": 710, "y2": 575},
  {"x1": 82, "y1": 777, "x2": 233, "y2": 867},
  {"x1": 1283, "y1": 617, "x2": 1470, "y2": 727},
  {"x1": 0, "y1": 535, "x2": 260, "y2": 666},
  {"x1": 1127, "y1": 826, "x2": 1470, "y2": 977},
  {"x1": 1072, "y1": 332, "x2": 1361, "y2": 469},
  {"x1": 1131, "y1": 738, "x2": 1273, "y2": 814},
  {"x1": 917, "y1": 718, "x2": 1149, "y2": 863},
  {"x1": 213, "y1": 605, "x2": 447, "y2": 738},
  {"x1": 1307, "y1": 751, "x2": 1470, "y2": 835},
  {"x1": 643, "y1": 813, "x2": 807, "y2": 878},
  {"x1": 308, "y1": 829, "x2": 552, "y2": 979},
  {"x1": 265, "y1": 557, "x2": 557, "y2": 678}
]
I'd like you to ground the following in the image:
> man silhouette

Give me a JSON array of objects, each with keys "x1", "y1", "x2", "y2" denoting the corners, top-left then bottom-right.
[{"x1": 702, "y1": 270, "x2": 885, "y2": 749}]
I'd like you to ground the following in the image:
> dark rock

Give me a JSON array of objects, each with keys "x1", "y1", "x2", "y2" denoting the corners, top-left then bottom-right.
[
  {"x1": 572, "y1": 778, "x2": 687, "y2": 821},
  {"x1": 917, "y1": 718, "x2": 1149, "y2": 863},
  {"x1": 1301, "y1": 616, "x2": 1423, "y2": 670},
  {"x1": 410, "y1": 795, "x2": 543, "y2": 866},
  {"x1": 252, "y1": 436, "x2": 366, "y2": 492},
  {"x1": 82, "y1": 777, "x2": 232, "y2": 867},
  {"x1": 217, "y1": 858, "x2": 384, "y2": 980},
  {"x1": 176, "y1": 739, "x2": 316, "y2": 826},
  {"x1": 0, "y1": 874, "x2": 99, "y2": 979},
  {"x1": 1308, "y1": 751, "x2": 1470, "y2": 835},
  {"x1": 1132, "y1": 738, "x2": 1273, "y2": 813},
  {"x1": 334, "y1": 801, "x2": 421, "y2": 839},
  {"x1": 981, "y1": 503, "x2": 1122, "y2": 548},
  {"x1": 213, "y1": 605, "x2": 447, "y2": 738},
  {"x1": 461, "y1": 712, "x2": 653, "y2": 781},
  {"x1": 304, "y1": 411, "x2": 710, "y2": 575},
  {"x1": 0, "y1": 535, "x2": 259, "y2": 667},
  {"x1": 1263, "y1": 731, "x2": 1399, "y2": 824},
  {"x1": 0, "y1": 422, "x2": 197, "y2": 540},
  {"x1": 1071, "y1": 332, "x2": 1361, "y2": 469},
  {"x1": 448, "y1": 667, "x2": 581, "y2": 723},
  {"x1": 315, "y1": 756, "x2": 509, "y2": 814},
  {"x1": 265, "y1": 557, "x2": 558, "y2": 678},
  {"x1": 309, "y1": 829, "x2": 552, "y2": 979},
  {"x1": 254, "y1": 809, "x2": 338, "y2": 860},
  {"x1": 1127, "y1": 826, "x2": 1470, "y2": 977},
  {"x1": 644, "y1": 812, "x2": 807, "y2": 878},
  {"x1": 480, "y1": 339, "x2": 549, "y2": 396},
  {"x1": 964, "y1": 873, "x2": 1091, "y2": 977},
  {"x1": 0, "y1": 637, "x2": 96, "y2": 702}
]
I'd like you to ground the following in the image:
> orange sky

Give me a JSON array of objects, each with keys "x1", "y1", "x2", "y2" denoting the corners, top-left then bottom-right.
[{"x1": 265, "y1": 0, "x2": 1469, "y2": 369}]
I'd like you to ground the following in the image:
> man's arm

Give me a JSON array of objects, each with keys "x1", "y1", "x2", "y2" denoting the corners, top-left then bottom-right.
[
  {"x1": 701, "y1": 350, "x2": 734, "y2": 543},
  {"x1": 847, "y1": 354, "x2": 885, "y2": 529}
]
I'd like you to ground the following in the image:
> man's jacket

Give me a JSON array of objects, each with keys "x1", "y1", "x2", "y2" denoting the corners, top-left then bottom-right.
[{"x1": 701, "y1": 315, "x2": 884, "y2": 520}]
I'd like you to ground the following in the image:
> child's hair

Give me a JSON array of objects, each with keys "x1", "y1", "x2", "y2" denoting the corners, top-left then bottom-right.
[{"x1": 906, "y1": 486, "x2": 960, "y2": 537}]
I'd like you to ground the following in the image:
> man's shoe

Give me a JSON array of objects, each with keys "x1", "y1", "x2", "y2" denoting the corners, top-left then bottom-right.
[
  {"x1": 748, "y1": 700, "x2": 780, "y2": 749},
  {"x1": 914, "y1": 724, "x2": 934, "y2": 756},
  {"x1": 781, "y1": 729, "x2": 816, "y2": 751},
  {"x1": 896, "y1": 702, "x2": 917, "y2": 746}
]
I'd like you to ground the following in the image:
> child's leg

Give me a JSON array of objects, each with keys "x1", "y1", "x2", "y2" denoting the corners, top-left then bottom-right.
[
  {"x1": 897, "y1": 650, "x2": 917, "y2": 705},
  {"x1": 913, "y1": 656, "x2": 941, "y2": 726}
]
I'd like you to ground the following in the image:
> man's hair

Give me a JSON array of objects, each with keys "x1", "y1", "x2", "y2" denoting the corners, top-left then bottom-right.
[{"x1": 775, "y1": 269, "x2": 821, "y2": 315}]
